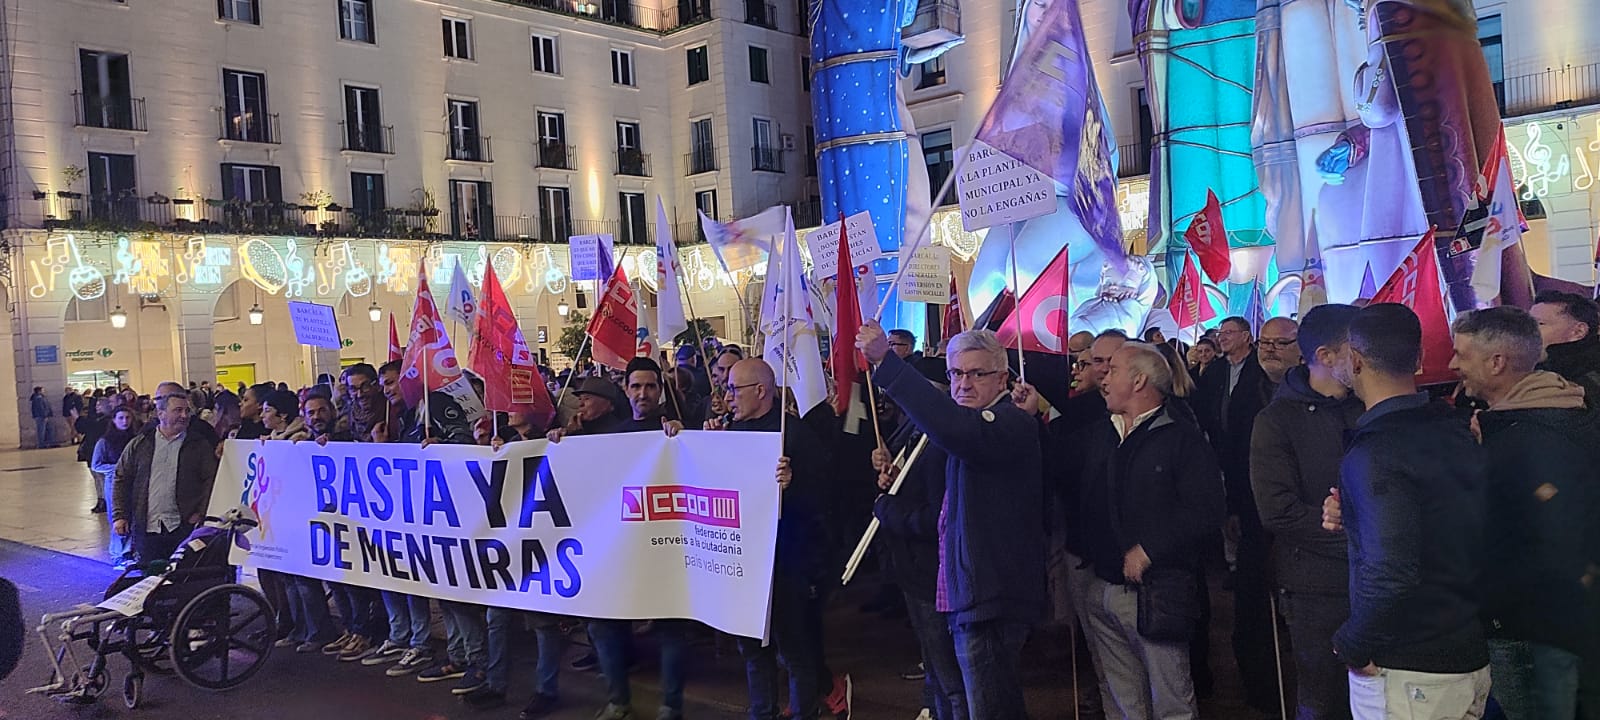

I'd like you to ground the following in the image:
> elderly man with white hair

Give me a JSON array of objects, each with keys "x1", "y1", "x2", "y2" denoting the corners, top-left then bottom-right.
[
  {"x1": 858, "y1": 321, "x2": 1045, "y2": 720},
  {"x1": 1075, "y1": 342, "x2": 1224, "y2": 720}
]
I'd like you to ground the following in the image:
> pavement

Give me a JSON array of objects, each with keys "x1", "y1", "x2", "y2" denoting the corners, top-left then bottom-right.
[{"x1": 0, "y1": 447, "x2": 1269, "y2": 719}]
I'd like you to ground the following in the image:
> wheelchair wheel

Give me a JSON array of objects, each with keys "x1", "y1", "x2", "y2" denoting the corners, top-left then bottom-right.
[{"x1": 168, "y1": 583, "x2": 275, "y2": 691}]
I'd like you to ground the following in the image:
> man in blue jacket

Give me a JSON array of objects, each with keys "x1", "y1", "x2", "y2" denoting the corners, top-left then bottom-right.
[
  {"x1": 859, "y1": 321, "x2": 1044, "y2": 720},
  {"x1": 1329, "y1": 303, "x2": 1490, "y2": 719}
]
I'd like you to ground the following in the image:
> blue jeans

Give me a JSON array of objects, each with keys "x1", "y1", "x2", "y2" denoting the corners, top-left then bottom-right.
[
  {"x1": 950, "y1": 618, "x2": 1029, "y2": 720},
  {"x1": 328, "y1": 583, "x2": 385, "y2": 640},
  {"x1": 1487, "y1": 638, "x2": 1580, "y2": 720},
  {"x1": 904, "y1": 593, "x2": 967, "y2": 720},
  {"x1": 592, "y1": 619, "x2": 690, "y2": 714},
  {"x1": 34, "y1": 417, "x2": 50, "y2": 447},
  {"x1": 383, "y1": 591, "x2": 431, "y2": 648},
  {"x1": 101, "y1": 472, "x2": 133, "y2": 564},
  {"x1": 440, "y1": 601, "x2": 488, "y2": 668},
  {"x1": 285, "y1": 575, "x2": 335, "y2": 643},
  {"x1": 737, "y1": 576, "x2": 824, "y2": 720},
  {"x1": 486, "y1": 609, "x2": 568, "y2": 696}
]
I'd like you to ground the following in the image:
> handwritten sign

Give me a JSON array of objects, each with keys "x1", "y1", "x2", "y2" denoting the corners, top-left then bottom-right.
[
  {"x1": 898, "y1": 244, "x2": 951, "y2": 303},
  {"x1": 570, "y1": 234, "x2": 617, "y2": 281},
  {"x1": 807, "y1": 211, "x2": 884, "y2": 281},
  {"x1": 288, "y1": 302, "x2": 342, "y2": 350},
  {"x1": 956, "y1": 141, "x2": 1057, "y2": 231}
]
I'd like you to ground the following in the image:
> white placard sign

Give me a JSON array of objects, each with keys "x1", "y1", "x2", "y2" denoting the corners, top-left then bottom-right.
[
  {"x1": 209, "y1": 432, "x2": 783, "y2": 640},
  {"x1": 96, "y1": 576, "x2": 168, "y2": 617},
  {"x1": 956, "y1": 140, "x2": 1058, "y2": 231},
  {"x1": 807, "y1": 211, "x2": 885, "y2": 280},
  {"x1": 569, "y1": 234, "x2": 617, "y2": 281},
  {"x1": 288, "y1": 301, "x2": 343, "y2": 350},
  {"x1": 898, "y1": 244, "x2": 952, "y2": 303}
]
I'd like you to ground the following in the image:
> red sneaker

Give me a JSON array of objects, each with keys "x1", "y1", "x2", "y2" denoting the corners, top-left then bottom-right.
[{"x1": 824, "y1": 673, "x2": 853, "y2": 718}]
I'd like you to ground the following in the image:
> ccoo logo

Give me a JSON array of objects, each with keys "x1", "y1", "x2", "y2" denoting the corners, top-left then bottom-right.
[{"x1": 621, "y1": 485, "x2": 740, "y2": 528}]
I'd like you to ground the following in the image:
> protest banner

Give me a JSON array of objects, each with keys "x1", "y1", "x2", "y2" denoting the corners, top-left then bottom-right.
[
  {"x1": 209, "y1": 431, "x2": 781, "y2": 640},
  {"x1": 287, "y1": 302, "x2": 342, "y2": 350}
]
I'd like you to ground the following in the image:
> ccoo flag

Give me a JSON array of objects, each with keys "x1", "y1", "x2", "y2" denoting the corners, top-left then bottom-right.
[
  {"x1": 1369, "y1": 228, "x2": 1454, "y2": 385},
  {"x1": 469, "y1": 265, "x2": 555, "y2": 426},
  {"x1": 973, "y1": 0, "x2": 1122, "y2": 261},
  {"x1": 446, "y1": 260, "x2": 477, "y2": 329},
  {"x1": 388, "y1": 313, "x2": 402, "y2": 361},
  {"x1": 586, "y1": 261, "x2": 639, "y2": 370},
  {"x1": 996, "y1": 246, "x2": 1072, "y2": 354},
  {"x1": 399, "y1": 273, "x2": 464, "y2": 409}
]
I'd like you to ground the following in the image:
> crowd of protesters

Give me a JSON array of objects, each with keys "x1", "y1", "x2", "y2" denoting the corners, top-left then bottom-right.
[{"x1": 54, "y1": 291, "x2": 1600, "y2": 720}]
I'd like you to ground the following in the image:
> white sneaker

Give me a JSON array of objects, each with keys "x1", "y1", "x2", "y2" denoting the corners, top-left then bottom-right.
[
  {"x1": 914, "y1": 710, "x2": 932, "y2": 720},
  {"x1": 386, "y1": 647, "x2": 433, "y2": 677},
  {"x1": 360, "y1": 640, "x2": 407, "y2": 666}
]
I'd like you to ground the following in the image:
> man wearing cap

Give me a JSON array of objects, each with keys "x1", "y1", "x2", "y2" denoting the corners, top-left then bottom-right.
[{"x1": 550, "y1": 377, "x2": 627, "y2": 440}]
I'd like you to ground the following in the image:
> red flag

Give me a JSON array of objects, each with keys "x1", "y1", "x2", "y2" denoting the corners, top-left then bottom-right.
[
  {"x1": 586, "y1": 263, "x2": 639, "y2": 369},
  {"x1": 388, "y1": 314, "x2": 402, "y2": 361},
  {"x1": 996, "y1": 246, "x2": 1072, "y2": 354},
  {"x1": 832, "y1": 217, "x2": 863, "y2": 416},
  {"x1": 1369, "y1": 228, "x2": 1454, "y2": 385},
  {"x1": 973, "y1": 288, "x2": 1018, "y2": 332},
  {"x1": 1169, "y1": 253, "x2": 1216, "y2": 330},
  {"x1": 399, "y1": 274, "x2": 463, "y2": 408},
  {"x1": 1186, "y1": 190, "x2": 1231, "y2": 283},
  {"x1": 941, "y1": 272, "x2": 965, "y2": 341},
  {"x1": 469, "y1": 265, "x2": 555, "y2": 426}
]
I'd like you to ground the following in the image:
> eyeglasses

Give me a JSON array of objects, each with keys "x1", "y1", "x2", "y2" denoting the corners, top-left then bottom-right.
[
  {"x1": 946, "y1": 368, "x2": 1003, "y2": 382},
  {"x1": 1259, "y1": 338, "x2": 1299, "y2": 350},
  {"x1": 888, "y1": 341, "x2": 912, "y2": 348},
  {"x1": 726, "y1": 382, "x2": 760, "y2": 395}
]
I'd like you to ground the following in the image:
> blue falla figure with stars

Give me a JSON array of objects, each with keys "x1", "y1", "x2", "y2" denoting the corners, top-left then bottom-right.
[{"x1": 808, "y1": 0, "x2": 960, "y2": 322}]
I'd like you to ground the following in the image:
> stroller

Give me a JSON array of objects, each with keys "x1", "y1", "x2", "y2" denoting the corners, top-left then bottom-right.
[{"x1": 27, "y1": 511, "x2": 275, "y2": 709}]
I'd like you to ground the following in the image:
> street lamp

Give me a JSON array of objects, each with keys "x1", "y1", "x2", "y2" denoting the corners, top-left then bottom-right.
[
  {"x1": 109, "y1": 304, "x2": 127, "y2": 329},
  {"x1": 368, "y1": 301, "x2": 383, "y2": 322},
  {"x1": 248, "y1": 303, "x2": 264, "y2": 325},
  {"x1": 557, "y1": 299, "x2": 570, "y2": 317}
]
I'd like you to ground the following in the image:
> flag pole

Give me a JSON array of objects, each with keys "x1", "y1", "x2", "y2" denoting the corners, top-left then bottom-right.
[
  {"x1": 875, "y1": 142, "x2": 971, "y2": 323},
  {"x1": 1007, "y1": 237, "x2": 1028, "y2": 383},
  {"x1": 670, "y1": 242, "x2": 721, "y2": 401},
  {"x1": 777, "y1": 216, "x2": 790, "y2": 438}
]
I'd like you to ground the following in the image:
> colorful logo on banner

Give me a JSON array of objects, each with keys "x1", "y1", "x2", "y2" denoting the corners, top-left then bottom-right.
[
  {"x1": 620, "y1": 486, "x2": 741, "y2": 528},
  {"x1": 240, "y1": 452, "x2": 277, "y2": 541}
]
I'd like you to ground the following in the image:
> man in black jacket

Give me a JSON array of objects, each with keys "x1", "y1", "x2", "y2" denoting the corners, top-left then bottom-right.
[
  {"x1": 1450, "y1": 306, "x2": 1593, "y2": 720},
  {"x1": 111, "y1": 392, "x2": 218, "y2": 563},
  {"x1": 1329, "y1": 303, "x2": 1490, "y2": 718},
  {"x1": 1076, "y1": 342, "x2": 1223, "y2": 720},
  {"x1": 1194, "y1": 316, "x2": 1278, "y2": 713},
  {"x1": 860, "y1": 323, "x2": 1044, "y2": 720},
  {"x1": 1530, "y1": 290, "x2": 1600, "y2": 410},
  {"x1": 1251, "y1": 304, "x2": 1364, "y2": 720}
]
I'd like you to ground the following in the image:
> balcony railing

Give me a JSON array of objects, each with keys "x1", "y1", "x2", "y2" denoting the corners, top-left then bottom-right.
[
  {"x1": 793, "y1": 199, "x2": 823, "y2": 228},
  {"x1": 1502, "y1": 63, "x2": 1600, "y2": 117},
  {"x1": 903, "y1": 0, "x2": 961, "y2": 51},
  {"x1": 687, "y1": 147, "x2": 717, "y2": 175},
  {"x1": 448, "y1": 134, "x2": 493, "y2": 162},
  {"x1": 73, "y1": 93, "x2": 146, "y2": 131},
  {"x1": 217, "y1": 108, "x2": 279, "y2": 143},
  {"x1": 616, "y1": 149, "x2": 651, "y2": 177},
  {"x1": 1117, "y1": 140, "x2": 1151, "y2": 178},
  {"x1": 495, "y1": 214, "x2": 543, "y2": 240},
  {"x1": 752, "y1": 146, "x2": 784, "y2": 173},
  {"x1": 36, "y1": 193, "x2": 449, "y2": 239},
  {"x1": 491, "y1": 0, "x2": 708, "y2": 32},
  {"x1": 535, "y1": 141, "x2": 575, "y2": 170},
  {"x1": 341, "y1": 122, "x2": 394, "y2": 154},
  {"x1": 745, "y1": 0, "x2": 776, "y2": 27}
]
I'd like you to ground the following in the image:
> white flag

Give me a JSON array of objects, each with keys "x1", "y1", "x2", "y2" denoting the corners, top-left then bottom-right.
[
  {"x1": 702, "y1": 207, "x2": 784, "y2": 273},
  {"x1": 760, "y1": 208, "x2": 828, "y2": 415},
  {"x1": 655, "y1": 197, "x2": 689, "y2": 346},
  {"x1": 1470, "y1": 130, "x2": 1524, "y2": 303},
  {"x1": 446, "y1": 260, "x2": 477, "y2": 329}
]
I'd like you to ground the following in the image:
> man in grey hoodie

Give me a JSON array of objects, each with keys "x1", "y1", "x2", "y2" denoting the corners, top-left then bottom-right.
[{"x1": 1251, "y1": 304, "x2": 1365, "y2": 720}]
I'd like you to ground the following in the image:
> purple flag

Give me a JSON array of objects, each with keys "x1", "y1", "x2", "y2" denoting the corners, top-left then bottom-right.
[
  {"x1": 975, "y1": 0, "x2": 1122, "y2": 260},
  {"x1": 1358, "y1": 263, "x2": 1377, "y2": 300},
  {"x1": 1244, "y1": 282, "x2": 1265, "y2": 336}
]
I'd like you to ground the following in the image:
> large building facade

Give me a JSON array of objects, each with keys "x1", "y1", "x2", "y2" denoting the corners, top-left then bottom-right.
[{"x1": 0, "y1": 0, "x2": 820, "y2": 446}]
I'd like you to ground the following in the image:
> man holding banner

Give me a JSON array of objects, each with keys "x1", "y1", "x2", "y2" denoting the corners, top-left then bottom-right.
[{"x1": 858, "y1": 322, "x2": 1045, "y2": 720}]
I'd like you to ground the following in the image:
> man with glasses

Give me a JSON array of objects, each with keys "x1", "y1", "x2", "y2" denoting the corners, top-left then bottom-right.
[
  {"x1": 710, "y1": 358, "x2": 835, "y2": 720},
  {"x1": 1257, "y1": 317, "x2": 1303, "y2": 387},
  {"x1": 1195, "y1": 316, "x2": 1278, "y2": 714},
  {"x1": 888, "y1": 329, "x2": 920, "y2": 361},
  {"x1": 859, "y1": 321, "x2": 1044, "y2": 720}
]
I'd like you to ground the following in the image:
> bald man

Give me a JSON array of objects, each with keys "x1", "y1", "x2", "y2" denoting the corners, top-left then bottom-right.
[
  {"x1": 713, "y1": 358, "x2": 835, "y2": 720},
  {"x1": 1257, "y1": 317, "x2": 1303, "y2": 387}
]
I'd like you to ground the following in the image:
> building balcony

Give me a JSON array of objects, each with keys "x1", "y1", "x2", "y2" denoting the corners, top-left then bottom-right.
[
  {"x1": 35, "y1": 192, "x2": 448, "y2": 240},
  {"x1": 793, "y1": 199, "x2": 823, "y2": 228},
  {"x1": 73, "y1": 93, "x2": 146, "y2": 132},
  {"x1": 686, "y1": 147, "x2": 718, "y2": 175},
  {"x1": 745, "y1": 0, "x2": 776, "y2": 28},
  {"x1": 535, "y1": 141, "x2": 575, "y2": 170},
  {"x1": 495, "y1": 214, "x2": 543, "y2": 240},
  {"x1": 616, "y1": 149, "x2": 651, "y2": 177},
  {"x1": 341, "y1": 122, "x2": 394, "y2": 154},
  {"x1": 1502, "y1": 63, "x2": 1600, "y2": 117},
  {"x1": 448, "y1": 135, "x2": 493, "y2": 163},
  {"x1": 902, "y1": 0, "x2": 960, "y2": 52},
  {"x1": 217, "y1": 109, "x2": 279, "y2": 144},
  {"x1": 752, "y1": 146, "x2": 784, "y2": 173},
  {"x1": 1117, "y1": 140, "x2": 1151, "y2": 178},
  {"x1": 490, "y1": 0, "x2": 708, "y2": 32}
]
